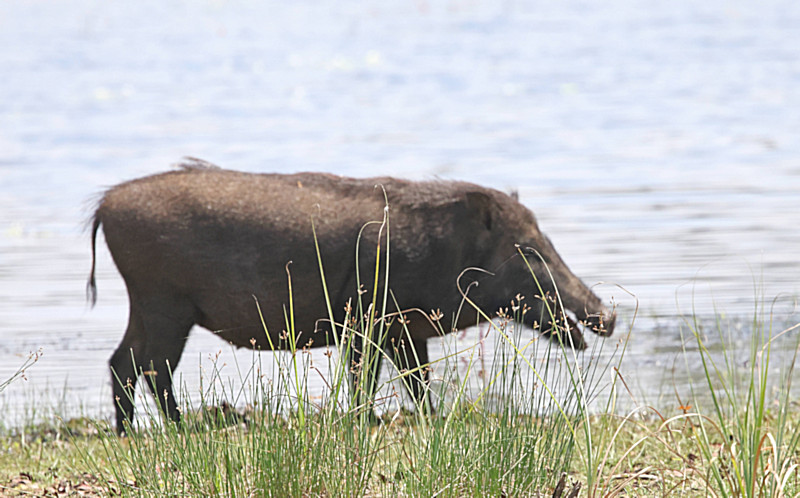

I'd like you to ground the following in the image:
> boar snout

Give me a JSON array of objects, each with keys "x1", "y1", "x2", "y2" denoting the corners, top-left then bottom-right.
[
  {"x1": 582, "y1": 308, "x2": 616, "y2": 337},
  {"x1": 557, "y1": 307, "x2": 615, "y2": 351}
]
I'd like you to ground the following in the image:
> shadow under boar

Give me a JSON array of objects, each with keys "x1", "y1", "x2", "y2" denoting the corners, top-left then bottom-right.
[{"x1": 88, "y1": 160, "x2": 616, "y2": 433}]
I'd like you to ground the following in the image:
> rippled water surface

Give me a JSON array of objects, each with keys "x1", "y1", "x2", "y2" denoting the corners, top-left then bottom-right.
[{"x1": 1, "y1": 0, "x2": 799, "y2": 423}]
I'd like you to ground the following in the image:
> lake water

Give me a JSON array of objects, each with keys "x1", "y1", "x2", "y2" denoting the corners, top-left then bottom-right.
[{"x1": 1, "y1": 0, "x2": 799, "y2": 425}]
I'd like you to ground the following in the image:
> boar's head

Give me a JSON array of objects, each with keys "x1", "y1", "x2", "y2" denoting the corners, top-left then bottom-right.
[{"x1": 457, "y1": 189, "x2": 616, "y2": 349}]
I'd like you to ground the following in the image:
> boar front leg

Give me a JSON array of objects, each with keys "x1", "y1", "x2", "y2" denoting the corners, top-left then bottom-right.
[{"x1": 390, "y1": 330, "x2": 432, "y2": 413}]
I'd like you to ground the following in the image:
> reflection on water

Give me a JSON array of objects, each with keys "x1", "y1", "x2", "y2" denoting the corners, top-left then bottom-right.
[{"x1": 1, "y1": 0, "x2": 799, "y2": 424}]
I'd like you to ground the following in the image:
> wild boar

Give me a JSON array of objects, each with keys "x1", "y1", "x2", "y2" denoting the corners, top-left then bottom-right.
[{"x1": 88, "y1": 159, "x2": 615, "y2": 433}]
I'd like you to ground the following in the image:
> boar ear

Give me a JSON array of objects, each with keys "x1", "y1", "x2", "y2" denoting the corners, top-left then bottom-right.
[{"x1": 465, "y1": 191, "x2": 494, "y2": 231}]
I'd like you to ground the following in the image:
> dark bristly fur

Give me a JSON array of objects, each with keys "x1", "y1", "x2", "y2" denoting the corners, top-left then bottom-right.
[{"x1": 88, "y1": 162, "x2": 616, "y2": 433}]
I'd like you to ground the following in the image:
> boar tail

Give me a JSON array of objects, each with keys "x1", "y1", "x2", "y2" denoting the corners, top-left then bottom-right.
[{"x1": 87, "y1": 215, "x2": 101, "y2": 307}]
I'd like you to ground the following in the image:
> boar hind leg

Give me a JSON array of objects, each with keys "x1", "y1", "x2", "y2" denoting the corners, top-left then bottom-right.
[
  {"x1": 390, "y1": 333, "x2": 431, "y2": 413},
  {"x1": 110, "y1": 294, "x2": 195, "y2": 434}
]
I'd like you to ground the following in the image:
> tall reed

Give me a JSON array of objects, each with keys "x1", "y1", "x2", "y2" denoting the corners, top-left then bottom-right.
[{"x1": 679, "y1": 296, "x2": 800, "y2": 497}]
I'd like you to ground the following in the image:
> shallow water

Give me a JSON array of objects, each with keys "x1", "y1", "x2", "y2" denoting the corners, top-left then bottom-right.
[{"x1": 1, "y1": 0, "x2": 799, "y2": 424}]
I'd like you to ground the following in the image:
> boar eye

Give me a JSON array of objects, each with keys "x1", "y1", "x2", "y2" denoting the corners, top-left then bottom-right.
[{"x1": 520, "y1": 246, "x2": 550, "y2": 264}]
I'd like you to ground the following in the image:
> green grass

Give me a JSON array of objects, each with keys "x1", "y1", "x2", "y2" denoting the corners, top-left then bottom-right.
[
  {"x1": 675, "y1": 300, "x2": 800, "y2": 497},
  {"x1": 0, "y1": 303, "x2": 798, "y2": 496},
  {"x1": 0, "y1": 325, "x2": 599, "y2": 496}
]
